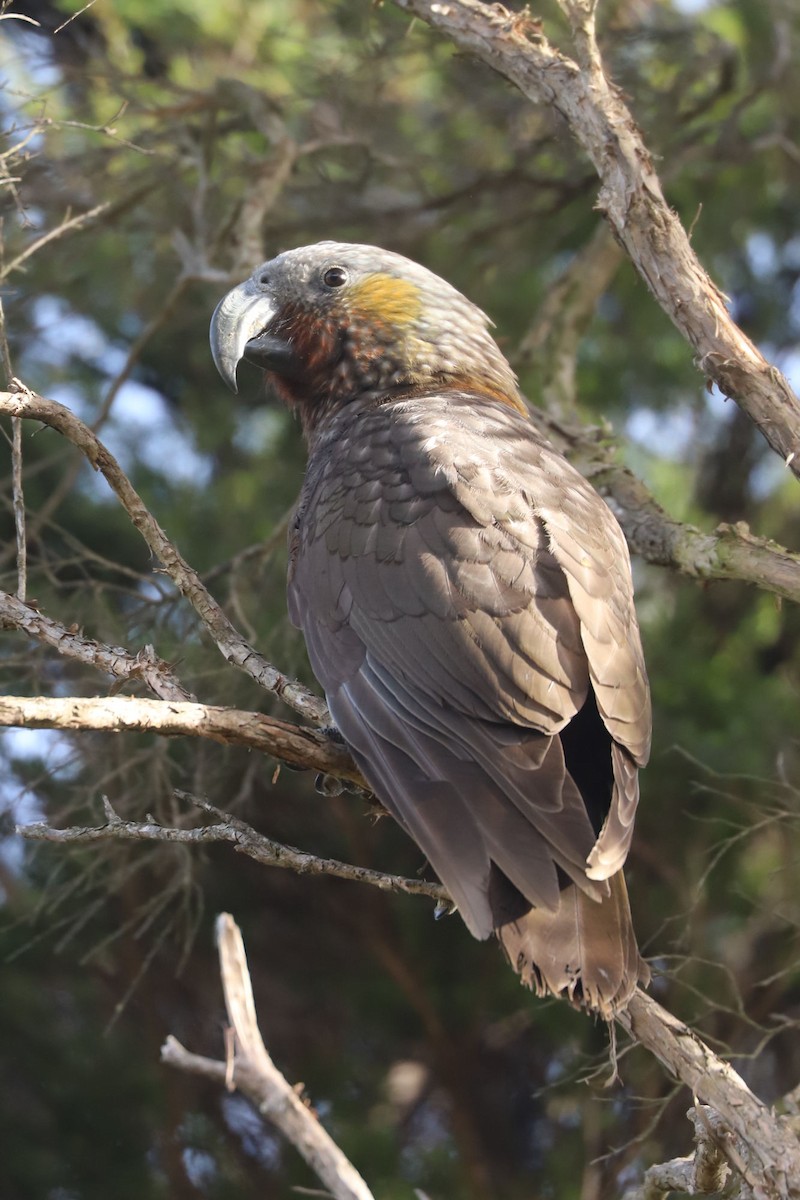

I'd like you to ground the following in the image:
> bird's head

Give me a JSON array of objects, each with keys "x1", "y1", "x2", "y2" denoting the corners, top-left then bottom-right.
[{"x1": 210, "y1": 241, "x2": 524, "y2": 431}]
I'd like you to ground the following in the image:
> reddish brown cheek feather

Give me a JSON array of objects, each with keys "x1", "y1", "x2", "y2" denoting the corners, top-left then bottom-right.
[
  {"x1": 268, "y1": 308, "x2": 344, "y2": 416},
  {"x1": 283, "y1": 308, "x2": 341, "y2": 373}
]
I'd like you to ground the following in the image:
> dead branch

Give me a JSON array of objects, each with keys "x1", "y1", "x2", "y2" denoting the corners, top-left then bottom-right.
[
  {"x1": 162, "y1": 914, "x2": 376, "y2": 1200},
  {"x1": 391, "y1": 0, "x2": 800, "y2": 477},
  {"x1": 0, "y1": 386, "x2": 327, "y2": 724},
  {"x1": 0, "y1": 590, "x2": 193, "y2": 702},
  {"x1": 17, "y1": 794, "x2": 444, "y2": 903},
  {"x1": 618, "y1": 991, "x2": 800, "y2": 1198},
  {"x1": 621, "y1": 1103, "x2": 756, "y2": 1199},
  {"x1": 0, "y1": 694, "x2": 360, "y2": 783}
]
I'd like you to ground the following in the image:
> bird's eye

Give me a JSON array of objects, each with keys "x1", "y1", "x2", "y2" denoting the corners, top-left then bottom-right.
[{"x1": 323, "y1": 266, "x2": 348, "y2": 289}]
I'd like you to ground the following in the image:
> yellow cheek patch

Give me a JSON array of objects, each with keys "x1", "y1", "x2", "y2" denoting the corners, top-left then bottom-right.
[{"x1": 348, "y1": 273, "x2": 423, "y2": 327}]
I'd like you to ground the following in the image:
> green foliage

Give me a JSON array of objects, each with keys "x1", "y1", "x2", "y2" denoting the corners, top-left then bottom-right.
[{"x1": 3, "y1": 0, "x2": 800, "y2": 1196}]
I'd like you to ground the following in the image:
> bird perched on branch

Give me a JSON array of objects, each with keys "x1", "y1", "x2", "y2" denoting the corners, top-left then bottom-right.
[{"x1": 210, "y1": 242, "x2": 651, "y2": 1016}]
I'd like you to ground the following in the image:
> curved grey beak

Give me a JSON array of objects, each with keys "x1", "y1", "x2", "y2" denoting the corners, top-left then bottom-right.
[{"x1": 209, "y1": 280, "x2": 277, "y2": 394}]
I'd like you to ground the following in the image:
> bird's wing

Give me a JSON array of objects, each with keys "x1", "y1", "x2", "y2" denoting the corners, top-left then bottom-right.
[
  {"x1": 288, "y1": 393, "x2": 650, "y2": 930},
  {"x1": 432, "y1": 397, "x2": 651, "y2": 880}
]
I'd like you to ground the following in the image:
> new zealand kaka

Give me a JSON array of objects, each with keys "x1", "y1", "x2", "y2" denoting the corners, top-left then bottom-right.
[{"x1": 210, "y1": 242, "x2": 651, "y2": 1016}]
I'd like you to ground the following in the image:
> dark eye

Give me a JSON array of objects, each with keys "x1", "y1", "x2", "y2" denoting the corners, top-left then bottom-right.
[{"x1": 323, "y1": 265, "x2": 348, "y2": 288}]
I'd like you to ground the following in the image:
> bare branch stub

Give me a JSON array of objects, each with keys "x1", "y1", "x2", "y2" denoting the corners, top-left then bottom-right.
[
  {"x1": 390, "y1": 0, "x2": 800, "y2": 476},
  {"x1": 622, "y1": 1104, "x2": 754, "y2": 1199},
  {"x1": 161, "y1": 914, "x2": 376, "y2": 1200}
]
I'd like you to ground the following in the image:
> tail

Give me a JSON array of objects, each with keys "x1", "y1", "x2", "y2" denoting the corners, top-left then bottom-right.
[{"x1": 498, "y1": 872, "x2": 649, "y2": 1018}]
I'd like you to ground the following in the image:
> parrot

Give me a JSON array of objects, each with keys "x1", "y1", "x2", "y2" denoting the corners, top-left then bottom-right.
[{"x1": 209, "y1": 242, "x2": 651, "y2": 1016}]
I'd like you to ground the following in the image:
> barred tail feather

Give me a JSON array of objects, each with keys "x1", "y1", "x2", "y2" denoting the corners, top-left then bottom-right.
[{"x1": 498, "y1": 872, "x2": 649, "y2": 1018}]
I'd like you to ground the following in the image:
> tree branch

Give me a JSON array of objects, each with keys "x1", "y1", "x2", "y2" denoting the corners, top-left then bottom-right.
[
  {"x1": 390, "y1": 0, "x2": 800, "y2": 477},
  {"x1": 520, "y1": 409, "x2": 800, "y2": 603},
  {"x1": 0, "y1": 384, "x2": 327, "y2": 724},
  {"x1": 10, "y1": 412, "x2": 26, "y2": 601},
  {"x1": 573, "y1": 433, "x2": 800, "y2": 604},
  {"x1": 17, "y1": 793, "x2": 445, "y2": 904},
  {"x1": 0, "y1": 590, "x2": 193, "y2": 702},
  {"x1": 161, "y1": 913, "x2": 376, "y2": 1200},
  {"x1": 0, "y1": 295, "x2": 27, "y2": 600},
  {"x1": 622, "y1": 1105, "x2": 737, "y2": 1199},
  {"x1": 0, "y1": 693, "x2": 360, "y2": 783},
  {"x1": 618, "y1": 991, "x2": 800, "y2": 1198}
]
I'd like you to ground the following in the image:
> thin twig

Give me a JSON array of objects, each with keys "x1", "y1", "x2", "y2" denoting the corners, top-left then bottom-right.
[
  {"x1": 17, "y1": 798, "x2": 447, "y2": 904},
  {"x1": 92, "y1": 275, "x2": 190, "y2": 432},
  {"x1": 11, "y1": 413, "x2": 25, "y2": 600},
  {"x1": 0, "y1": 590, "x2": 192, "y2": 701},
  {"x1": 53, "y1": 0, "x2": 98, "y2": 34},
  {"x1": 0, "y1": 11, "x2": 40, "y2": 23},
  {"x1": 0, "y1": 201, "x2": 112, "y2": 282},
  {"x1": 0, "y1": 295, "x2": 13, "y2": 382}
]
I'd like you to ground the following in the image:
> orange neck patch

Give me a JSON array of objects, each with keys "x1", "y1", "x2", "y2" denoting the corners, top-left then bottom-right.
[
  {"x1": 347, "y1": 273, "x2": 423, "y2": 327},
  {"x1": 444, "y1": 372, "x2": 529, "y2": 416}
]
